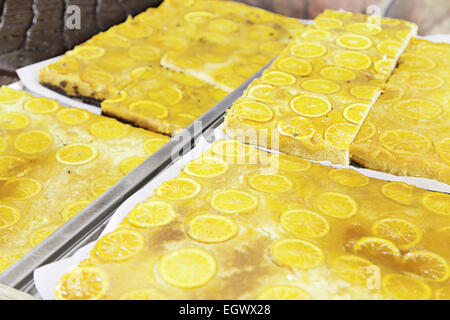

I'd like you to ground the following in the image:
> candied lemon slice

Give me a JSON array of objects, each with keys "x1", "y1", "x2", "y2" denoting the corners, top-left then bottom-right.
[
  {"x1": 350, "y1": 85, "x2": 380, "y2": 100},
  {"x1": 0, "y1": 205, "x2": 21, "y2": 230},
  {"x1": 128, "y1": 201, "x2": 175, "y2": 228},
  {"x1": 0, "y1": 86, "x2": 26, "y2": 103},
  {"x1": 302, "y1": 29, "x2": 332, "y2": 41},
  {"x1": 316, "y1": 192, "x2": 358, "y2": 219},
  {"x1": 276, "y1": 57, "x2": 312, "y2": 76},
  {"x1": 258, "y1": 285, "x2": 310, "y2": 300},
  {"x1": 301, "y1": 79, "x2": 340, "y2": 94},
  {"x1": 2, "y1": 178, "x2": 42, "y2": 199},
  {"x1": 80, "y1": 70, "x2": 113, "y2": 87},
  {"x1": 120, "y1": 288, "x2": 167, "y2": 300},
  {"x1": 343, "y1": 103, "x2": 369, "y2": 124},
  {"x1": 118, "y1": 23, "x2": 152, "y2": 39},
  {"x1": 47, "y1": 57, "x2": 80, "y2": 74},
  {"x1": 159, "y1": 248, "x2": 217, "y2": 289},
  {"x1": 184, "y1": 157, "x2": 228, "y2": 178},
  {"x1": 353, "y1": 237, "x2": 401, "y2": 261},
  {"x1": 14, "y1": 130, "x2": 53, "y2": 154},
  {"x1": 0, "y1": 138, "x2": 6, "y2": 153},
  {"x1": 377, "y1": 40, "x2": 402, "y2": 57},
  {"x1": 332, "y1": 255, "x2": 377, "y2": 285},
  {"x1": 89, "y1": 120, "x2": 128, "y2": 139},
  {"x1": 131, "y1": 66, "x2": 160, "y2": 80},
  {"x1": 437, "y1": 138, "x2": 450, "y2": 164},
  {"x1": 346, "y1": 22, "x2": 381, "y2": 35},
  {"x1": 249, "y1": 25, "x2": 277, "y2": 39},
  {"x1": 56, "y1": 109, "x2": 89, "y2": 125},
  {"x1": 400, "y1": 54, "x2": 435, "y2": 71},
  {"x1": 56, "y1": 143, "x2": 98, "y2": 165},
  {"x1": 328, "y1": 169, "x2": 369, "y2": 187},
  {"x1": 62, "y1": 200, "x2": 90, "y2": 221},
  {"x1": 30, "y1": 226, "x2": 58, "y2": 246},
  {"x1": 95, "y1": 229, "x2": 144, "y2": 262},
  {"x1": 211, "y1": 140, "x2": 256, "y2": 160},
  {"x1": 0, "y1": 156, "x2": 27, "y2": 180},
  {"x1": 102, "y1": 91, "x2": 128, "y2": 106},
  {"x1": 56, "y1": 267, "x2": 108, "y2": 300},
  {"x1": 247, "y1": 84, "x2": 276, "y2": 102},
  {"x1": 156, "y1": 178, "x2": 201, "y2": 201},
  {"x1": 184, "y1": 11, "x2": 214, "y2": 24},
  {"x1": 119, "y1": 156, "x2": 147, "y2": 175},
  {"x1": 382, "y1": 274, "x2": 431, "y2": 300},
  {"x1": 211, "y1": 190, "x2": 258, "y2": 214},
  {"x1": 89, "y1": 176, "x2": 120, "y2": 197},
  {"x1": 0, "y1": 112, "x2": 30, "y2": 130},
  {"x1": 129, "y1": 100, "x2": 169, "y2": 119},
  {"x1": 248, "y1": 173, "x2": 293, "y2": 193},
  {"x1": 24, "y1": 98, "x2": 59, "y2": 114},
  {"x1": 408, "y1": 72, "x2": 444, "y2": 90},
  {"x1": 272, "y1": 239, "x2": 324, "y2": 269},
  {"x1": 394, "y1": 99, "x2": 441, "y2": 121},
  {"x1": 320, "y1": 66, "x2": 356, "y2": 81},
  {"x1": 187, "y1": 214, "x2": 238, "y2": 243},
  {"x1": 324, "y1": 123, "x2": 358, "y2": 150},
  {"x1": 143, "y1": 137, "x2": 170, "y2": 155},
  {"x1": 278, "y1": 155, "x2": 312, "y2": 172},
  {"x1": 379, "y1": 84, "x2": 404, "y2": 102},
  {"x1": 208, "y1": 18, "x2": 238, "y2": 33},
  {"x1": 354, "y1": 121, "x2": 376, "y2": 142},
  {"x1": 421, "y1": 192, "x2": 450, "y2": 216},
  {"x1": 402, "y1": 251, "x2": 449, "y2": 282},
  {"x1": 148, "y1": 87, "x2": 183, "y2": 106},
  {"x1": 290, "y1": 42, "x2": 327, "y2": 58},
  {"x1": 336, "y1": 34, "x2": 372, "y2": 50},
  {"x1": 96, "y1": 33, "x2": 130, "y2": 48},
  {"x1": 436, "y1": 285, "x2": 450, "y2": 300},
  {"x1": 261, "y1": 71, "x2": 296, "y2": 86},
  {"x1": 314, "y1": 17, "x2": 343, "y2": 29},
  {"x1": 280, "y1": 209, "x2": 329, "y2": 238},
  {"x1": 374, "y1": 59, "x2": 395, "y2": 77},
  {"x1": 372, "y1": 218, "x2": 422, "y2": 250},
  {"x1": 233, "y1": 101, "x2": 274, "y2": 123},
  {"x1": 129, "y1": 45, "x2": 160, "y2": 61},
  {"x1": 71, "y1": 46, "x2": 105, "y2": 59},
  {"x1": 334, "y1": 51, "x2": 372, "y2": 70},
  {"x1": 380, "y1": 130, "x2": 431, "y2": 154},
  {"x1": 277, "y1": 117, "x2": 316, "y2": 139}
]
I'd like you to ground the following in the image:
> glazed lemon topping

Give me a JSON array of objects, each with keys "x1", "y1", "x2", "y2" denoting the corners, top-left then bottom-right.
[
  {"x1": 225, "y1": 9, "x2": 417, "y2": 165},
  {"x1": 0, "y1": 87, "x2": 168, "y2": 273},
  {"x1": 56, "y1": 140, "x2": 449, "y2": 300},
  {"x1": 351, "y1": 38, "x2": 450, "y2": 184}
]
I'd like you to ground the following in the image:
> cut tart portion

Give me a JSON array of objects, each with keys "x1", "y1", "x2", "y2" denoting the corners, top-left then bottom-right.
[
  {"x1": 224, "y1": 9, "x2": 417, "y2": 165},
  {"x1": 56, "y1": 140, "x2": 449, "y2": 300},
  {"x1": 0, "y1": 86, "x2": 168, "y2": 273},
  {"x1": 351, "y1": 38, "x2": 450, "y2": 185}
]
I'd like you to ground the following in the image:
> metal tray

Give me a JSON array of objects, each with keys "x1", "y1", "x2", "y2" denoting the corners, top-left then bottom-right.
[{"x1": 0, "y1": 62, "x2": 271, "y2": 296}]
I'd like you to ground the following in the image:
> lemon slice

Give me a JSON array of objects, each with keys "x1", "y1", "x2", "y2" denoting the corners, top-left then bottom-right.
[
  {"x1": 29, "y1": 226, "x2": 58, "y2": 246},
  {"x1": 159, "y1": 248, "x2": 217, "y2": 289},
  {"x1": 316, "y1": 192, "x2": 358, "y2": 219},
  {"x1": 95, "y1": 229, "x2": 144, "y2": 262},
  {"x1": 129, "y1": 45, "x2": 160, "y2": 60},
  {"x1": 0, "y1": 86, "x2": 26, "y2": 104},
  {"x1": 379, "y1": 84, "x2": 404, "y2": 102},
  {"x1": 350, "y1": 85, "x2": 380, "y2": 100},
  {"x1": 80, "y1": 70, "x2": 114, "y2": 87},
  {"x1": 247, "y1": 84, "x2": 276, "y2": 102},
  {"x1": 328, "y1": 169, "x2": 369, "y2": 187},
  {"x1": 374, "y1": 59, "x2": 395, "y2": 77},
  {"x1": 184, "y1": 157, "x2": 228, "y2": 178},
  {"x1": 324, "y1": 123, "x2": 358, "y2": 150},
  {"x1": 148, "y1": 87, "x2": 183, "y2": 106},
  {"x1": 62, "y1": 200, "x2": 90, "y2": 221},
  {"x1": 277, "y1": 117, "x2": 316, "y2": 140},
  {"x1": 143, "y1": 137, "x2": 170, "y2": 155},
  {"x1": 128, "y1": 201, "x2": 175, "y2": 228},
  {"x1": 260, "y1": 40, "x2": 284, "y2": 55},
  {"x1": 187, "y1": 214, "x2": 239, "y2": 243},
  {"x1": 156, "y1": 178, "x2": 201, "y2": 201},
  {"x1": 14, "y1": 130, "x2": 53, "y2": 154},
  {"x1": 377, "y1": 40, "x2": 402, "y2": 57},
  {"x1": 332, "y1": 255, "x2": 377, "y2": 285},
  {"x1": 56, "y1": 267, "x2": 109, "y2": 300},
  {"x1": 89, "y1": 176, "x2": 120, "y2": 197},
  {"x1": 272, "y1": 239, "x2": 324, "y2": 269},
  {"x1": 436, "y1": 285, "x2": 450, "y2": 300},
  {"x1": 354, "y1": 237, "x2": 401, "y2": 261},
  {"x1": 56, "y1": 144, "x2": 98, "y2": 166},
  {"x1": 290, "y1": 42, "x2": 327, "y2": 58},
  {"x1": 336, "y1": 34, "x2": 372, "y2": 50},
  {"x1": 71, "y1": 46, "x2": 105, "y2": 59},
  {"x1": 302, "y1": 29, "x2": 332, "y2": 41},
  {"x1": 233, "y1": 101, "x2": 274, "y2": 123},
  {"x1": 0, "y1": 205, "x2": 21, "y2": 230},
  {"x1": 119, "y1": 156, "x2": 147, "y2": 175},
  {"x1": 248, "y1": 173, "x2": 293, "y2": 193},
  {"x1": 320, "y1": 66, "x2": 356, "y2": 81},
  {"x1": 276, "y1": 57, "x2": 312, "y2": 76},
  {"x1": 118, "y1": 23, "x2": 152, "y2": 39},
  {"x1": 56, "y1": 109, "x2": 89, "y2": 125},
  {"x1": 129, "y1": 100, "x2": 169, "y2": 119},
  {"x1": 400, "y1": 54, "x2": 436, "y2": 71},
  {"x1": 0, "y1": 156, "x2": 27, "y2": 180},
  {"x1": 302, "y1": 79, "x2": 340, "y2": 94},
  {"x1": 258, "y1": 285, "x2": 310, "y2": 300},
  {"x1": 0, "y1": 138, "x2": 6, "y2": 153},
  {"x1": 211, "y1": 190, "x2": 258, "y2": 214},
  {"x1": 89, "y1": 120, "x2": 128, "y2": 139},
  {"x1": 394, "y1": 99, "x2": 441, "y2": 121},
  {"x1": 131, "y1": 66, "x2": 160, "y2": 80},
  {"x1": 260, "y1": 71, "x2": 296, "y2": 86},
  {"x1": 354, "y1": 121, "x2": 376, "y2": 143},
  {"x1": 372, "y1": 218, "x2": 422, "y2": 250},
  {"x1": 314, "y1": 17, "x2": 343, "y2": 29},
  {"x1": 380, "y1": 182, "x2": 414, "y2": 205},
  {"x1": 120, "y1": 288, "x2": 167, "y2": 300},
  {"x1": 402, "y1": 251, "x2": 449, "y2": 282},
  {"x1": 422, "y1": 192, "x2": 449, "y2": 216},
  {"x1": 343, "y1": 103, "x2": 369, "y2": 124},
  {"x1": 210, "y1": 140, "x2": 256, "y2": 161},
  {"x1": 96, "y1": 33, "x2": 130, "y2": 47},
  {"x1": 334, "y1": 51, "x2": 372, "y2": 70},
  {"x1": 380, "y1": 130, "x2": 431, "y2": 154},
  {"x1": 346, "y1": 22, "x2": 381, "y2": 35},
  {"x1": 278, "y1": 155, "x2": 312, "y2": 172},
  {"x1": 155, "y1": 36, "x2": 187, "y2": 52},
  {"x1": 184, "y1": 11, "x2": 214, "y2": 24},
  {"x1": 280, "y1": 209, "x2": 329, "y2": 238},
  {"x1": 382, "y1": 274, "x2": 431, "y2": 300},
  {"x1": 208, "y1": 18, "x2": 238, "y2": 33},
  {"x1": 102, "y1": 91, "x2": 128, "y2": 106},
  {"x1": 0, "y1": 112, "x2": 30, "y2": 130},
  {"x1": 249, "y1": 25, "x2": 277, "y2": 39},
  {"x1": 24, "y1": 98, "x2": 59, "y2": 114},
  {"x1": 408, "y1": 72, "x2": 444, "y2": 90},
  {"x1": 2, "y1": 178, "x2": 42, "y2": 200},
  {"x1": 47, "y1": 57, "x2": 80, "y2": 75},
  {"x1": 437, "y1": 138, "x2": 450, "y2": 163}
]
